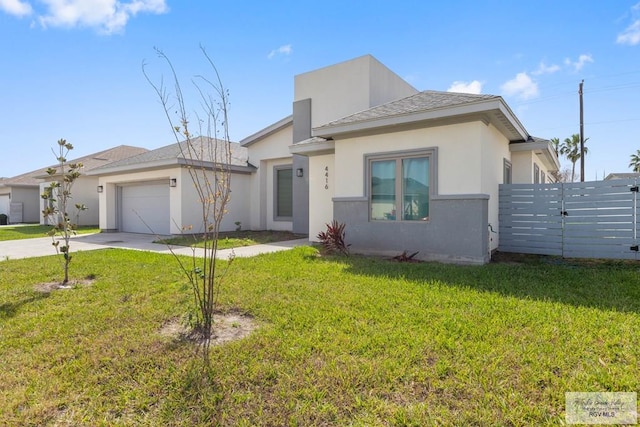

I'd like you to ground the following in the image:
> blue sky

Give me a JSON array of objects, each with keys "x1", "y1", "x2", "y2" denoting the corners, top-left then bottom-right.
[{"x1": 1, "y1": 1, "x2": 640, "y2": 180}]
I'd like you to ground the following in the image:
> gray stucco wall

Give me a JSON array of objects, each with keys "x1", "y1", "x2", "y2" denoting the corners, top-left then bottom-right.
[
  {"x1": 292, "y1": 154, "x2": 309, "y2": 234},
  {"x1": 333, "y1": 194, "x2": 490, "y2": 264},
  {"x1": 292, "y1": 98, "x2": 312, "y2": 235}
]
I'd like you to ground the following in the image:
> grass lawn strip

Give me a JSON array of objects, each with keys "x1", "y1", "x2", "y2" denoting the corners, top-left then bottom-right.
[
  {"x1": 0, "y1": 248, "x2": 638, "y2": 425},
  {"x1": 0, "y1": 225, "x2": 100, "y2": 241}
]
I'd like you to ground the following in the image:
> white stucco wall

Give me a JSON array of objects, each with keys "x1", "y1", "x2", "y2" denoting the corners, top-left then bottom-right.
[
  {"x1": 178, "y1": 168, "x2": 252, "y2": 233},
  {"x1": 294, "y1": 55, "x2": 417, "y2": 129},
  {"x1": 511, "y1": 151, "x2": 534, "y2": 184},
  {"x1": 480, "y1": 124, "x2": 511, "y2": 250},
  {"x1": 333, "y1": 121, "x2": 487, "y2": 199},
  {"x1": 39, "y1": 178, "x2": 100, "y2": 226},
  {"x1": 308, "y1": 154, "x2": 335, "y2": 240},
  {"x1": 11, "y1": 186, "x2": 40, "y2": 223}
]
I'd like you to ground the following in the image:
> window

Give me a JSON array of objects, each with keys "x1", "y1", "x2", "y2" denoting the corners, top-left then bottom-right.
[
  {"x1": 275, "y1": 166, "x2": 292, "y2": 219},
  {"x1": 369, "y1": 150, "x2": 434, "y2": 221},
  {"x1": 534, "y1": 163, "x2": 540, "y2": 184},
  {"x1": 541, "y1": 171, "x2": 546, "y2": 183},
  {"x1": 503, "y1": 159, "x2": 512, "y2": 184}
]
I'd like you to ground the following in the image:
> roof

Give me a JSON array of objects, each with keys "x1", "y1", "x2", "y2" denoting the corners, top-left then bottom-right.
[
  {"x1": 1, "y1": 145, "x2": 148, "y2": 187},
  {"x1": 604, "y1": 172, "x2": 640, "y2": 181},
  {"x1": 509, "y1": 136, "x2": 561, "y2": 171},
  {"x1": 89, "y1": 136, "x2": 253, "y2": 176},
  {"x1": 240, "y1": 115, "x2": 293, "y2": 147},
  {"x1": 312, "y1": 90, "x2": 529, "y2": 142}
]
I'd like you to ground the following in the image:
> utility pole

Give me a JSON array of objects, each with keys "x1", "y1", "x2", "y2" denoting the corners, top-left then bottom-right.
[{"x1": 579, "y1": 80, "x2": 585, "y2": 182}]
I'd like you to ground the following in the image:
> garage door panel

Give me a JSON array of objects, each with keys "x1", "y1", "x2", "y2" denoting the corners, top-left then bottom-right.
[
  {"x1": 0, "y1": 195, "x2": 9, "y2": 216},
  {"x1": 121, "y1": 184, "x2": 169, "y2": 235}
]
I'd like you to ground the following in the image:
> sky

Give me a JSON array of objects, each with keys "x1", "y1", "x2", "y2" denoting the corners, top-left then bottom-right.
[{"x1": 1, "y1": 1, "x2": 640, "y2": 180}]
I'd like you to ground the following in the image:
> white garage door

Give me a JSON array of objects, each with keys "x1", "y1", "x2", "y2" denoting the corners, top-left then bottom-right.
[
  {"x1": 0, "y1": 195, "x2": 9, "y2": 216},
  {"x1": 120, "y1": 183, "x2": 170, "y2": 235}
]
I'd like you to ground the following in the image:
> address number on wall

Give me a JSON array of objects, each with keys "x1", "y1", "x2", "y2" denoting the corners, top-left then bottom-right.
[{"x1": 324, "y1": 166, "x2": 329, "y2": 190}]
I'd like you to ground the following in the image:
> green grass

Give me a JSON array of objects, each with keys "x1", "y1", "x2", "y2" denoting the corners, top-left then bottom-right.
[
  {"x1": 1, "y1": 248, "x2": 639, "y2": 425},
  {"x1": 156, "y1": 230, "x2": 305, "y2": 249},
  {"x1": 0, "y1": 224, "x2": 100, "y2": 241}
]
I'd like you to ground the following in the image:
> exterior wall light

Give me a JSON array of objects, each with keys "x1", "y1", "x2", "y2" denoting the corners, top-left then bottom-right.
[
  {"x1": 170, "y1": 178, "x2": 177, "y2": 187},
  {"x1": 97, "y1": 185, "x2": 104, "y2": 193},
  {"x1": 296, "y1": 168, "x2": 304, "y2": 177}
]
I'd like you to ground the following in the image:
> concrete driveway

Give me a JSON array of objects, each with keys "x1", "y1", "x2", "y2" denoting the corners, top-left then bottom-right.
[{"x1": 0, "y1": 232, "x2": 309, "y2": 261}]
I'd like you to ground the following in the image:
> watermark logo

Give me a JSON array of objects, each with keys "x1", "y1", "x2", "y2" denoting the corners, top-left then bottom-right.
[{"x1": 566, "y1": 392, "x2": 637, "y2": 425}]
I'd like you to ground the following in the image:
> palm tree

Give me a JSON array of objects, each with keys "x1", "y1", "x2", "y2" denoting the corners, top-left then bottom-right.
[
  {"x1": 560, "y1": 134, "x2": 589, "y2": 182},
  {"x1": 629, "y1": 150, "x2": 640, "y2": 173},
  {"x1": 550, "y1": 137, "x2": 560, "y2": 157}
]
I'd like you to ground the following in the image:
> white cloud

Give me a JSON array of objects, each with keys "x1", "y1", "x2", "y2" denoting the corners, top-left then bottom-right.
[
  {"x1": 267, "y1": 44, "x2": 292, "y2": 59},
  {"x1": 0, "y1": 0, "x2": 32, "y2": 16},
  {"x1": 532, "y1": 61, "x2": 560, "y2": 76},
  {"x1": 0, "y1": 0, "x2": 167, "y2": 33},
  {"x1": 564, "y1": 54, "x2": 594, "y2": 72},
  {"x1": 500, "y1": 72, "x2": 539, "y2": 100},
  {"x1": 617, "y1": 2, "x2": 640, "y2": 45},
  {"x1": 617, "y1": 19, "x2": 640, "y2": 45},
  {"x1": 447, "y1": 80, "x2": 483, "y2": 94}
]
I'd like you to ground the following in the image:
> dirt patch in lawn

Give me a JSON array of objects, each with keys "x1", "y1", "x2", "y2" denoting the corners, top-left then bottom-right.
[
  {"x1": 34, "y1": 278, "x2": 96, "y2": 293},
  {"x1": 160, "y1": 310, "x2": 258, "y2": 346}
]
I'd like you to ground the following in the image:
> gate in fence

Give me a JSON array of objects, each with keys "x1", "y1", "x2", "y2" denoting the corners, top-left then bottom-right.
[{"x1": 498, "y1": 179, "x2": 639, "y2": 260}]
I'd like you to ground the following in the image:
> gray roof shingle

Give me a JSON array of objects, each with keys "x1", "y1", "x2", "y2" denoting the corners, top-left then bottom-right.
[
  {"x1": 1, "y1": 145, "x2": 148, "y2": 187},
  {"x1": 317, "y1": 90, "x2": 500, "y2": 129},
  {"x1": 91, "y1": 136, "x2": 249, "y2": 172}
]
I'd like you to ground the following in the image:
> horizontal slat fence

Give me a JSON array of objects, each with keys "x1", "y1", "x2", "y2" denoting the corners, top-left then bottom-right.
[{"x1": 499, "y1": 179, "x2": 639, "y2": 260}]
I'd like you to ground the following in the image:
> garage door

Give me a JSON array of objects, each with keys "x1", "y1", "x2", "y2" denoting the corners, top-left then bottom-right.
[
  {"x1": 0, "y1": 195, "x2": 9, "y2": 216},
  {"x1": 120, "y1": 183, "x2": 170, "y2": 235}
]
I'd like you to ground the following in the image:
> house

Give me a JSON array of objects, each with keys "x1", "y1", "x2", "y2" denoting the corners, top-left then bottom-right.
[
  {"x1": 0, "y1": 172, "x2": 42, "y2": 224},
  {"x1": 90, "y1": 55, "x2": 559, "y2": 264},
  {"x1": 604, "y1": 172, "x2": 640, "y2": 181},
  {"x1": 0, "y1": 145, "x2": 147, "y2": 225},
  {"x1": 88, "y1": 137, "x2": 254, "y2": 235},
  {"x1": 243, "y1": 55, "x2": 560, "y2": 264}
]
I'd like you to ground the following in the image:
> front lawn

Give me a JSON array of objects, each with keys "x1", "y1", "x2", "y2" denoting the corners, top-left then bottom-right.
[
  {"x1": 1, "y1": 248, "x2": 638, "y2": 425},
  {"x1": 0, "y1": 224, "x2": 100, "y2": 241}
]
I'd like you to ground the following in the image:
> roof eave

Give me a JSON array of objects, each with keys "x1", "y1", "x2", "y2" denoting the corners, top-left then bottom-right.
[
  {"x1": 289, "y1": 139, "x2": 335, "y2": 156},
  {"x1": 312, "y1": 98, "x2": 528, "y2": 141},
  {"x1": 87, "y1": 157, "x2": 255, "y2": 176}
]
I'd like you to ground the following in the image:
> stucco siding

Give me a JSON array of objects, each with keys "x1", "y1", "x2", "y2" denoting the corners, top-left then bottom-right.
[
  {"x1": 294, "y1": 55, "x2": 417, "y2": 129},
  {"x1": 511, "y1": 151, "x2": 534, "y2": 184},
  {"x1": 11, "y1": 187, "x2": 40, "y2": 223},
  {"x1": 178, "y1": 168, "x2": 251, "y2": 234},
  {"x1": 245, "y1": 125, "x2": 293, "y2": 231},
  {"x1": 308, "y1": 154, "x2": 335, "y2": 240},
  {"x1": 333, "y1": 122, "x2": 486, "y2": 199},
  {"x1": 480, "y1": 124, "x2": 511, "y2": 250}
]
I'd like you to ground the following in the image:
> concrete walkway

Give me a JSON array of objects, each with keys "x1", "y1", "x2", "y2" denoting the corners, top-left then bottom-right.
[{"x1": 0, "y1": 232, "x2": 310, "y2": 261}]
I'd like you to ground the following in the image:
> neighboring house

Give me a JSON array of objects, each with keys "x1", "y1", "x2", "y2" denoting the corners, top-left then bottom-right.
[
  {"x1": 604, "y1": 173, "x2": 640, "y2": 181},
  {"x1": 0, "y1": 172, "x2": 42, "y2": 223},
  {"x1": 0, "y1": 145, "x2": 147, "y2": 225},
  {"x1": 242, "y1": 55, "x2": 560, "y2": 264},
  {"x1": 88, "y1": 137, "x2": 254, "y2": 235}
]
